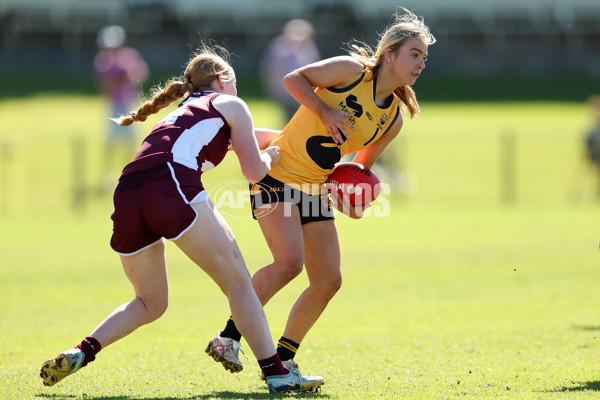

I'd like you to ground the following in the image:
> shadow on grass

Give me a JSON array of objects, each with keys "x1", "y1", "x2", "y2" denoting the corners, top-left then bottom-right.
[
  {"x1": 573, "y1": 325, "x2": 600, "y2": 331},
  {"x1": 36, "y1": 391, "x2": 330, "y2": 399},
  {"x1": 549, "y1": 381, "x2": 600, "y2": 392}
]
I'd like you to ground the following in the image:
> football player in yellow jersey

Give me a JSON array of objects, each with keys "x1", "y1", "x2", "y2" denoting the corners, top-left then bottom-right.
[{"x1": 208, "y1": 7, "x2": 436, "y2": 379}]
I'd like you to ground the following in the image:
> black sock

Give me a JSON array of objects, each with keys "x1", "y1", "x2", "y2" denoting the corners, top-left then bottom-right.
[
  {"x1": 276, "y1": 336, "x2": 300, "y2": 361},
  {"x1": 220, "y1": 316, "x2": 242, "y2": 342},
  {"x1": 75, "y1": 336, "x2": 102, "y2": 367}
]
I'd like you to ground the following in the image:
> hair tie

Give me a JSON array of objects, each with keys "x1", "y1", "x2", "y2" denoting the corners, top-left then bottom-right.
[
  {"x1": 185, "y1": 73, "x2": 193, "y2": 85},
  {"x1": 374, "y1": 48, "x2": 380, "y2": 58}
]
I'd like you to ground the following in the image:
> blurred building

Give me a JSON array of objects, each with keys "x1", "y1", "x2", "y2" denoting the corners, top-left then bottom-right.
[{"x1": 0, "y1": 0, "x2": 599, "y2": 77}]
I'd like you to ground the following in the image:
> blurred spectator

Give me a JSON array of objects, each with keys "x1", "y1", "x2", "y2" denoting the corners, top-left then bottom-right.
[
  {"x1": 584, "y1": 95, "x2": 600, "y2": 196},
  {"x1": 94, "y1": 25, "x2": 149, "y2": 192},
  {"x1": 261, "y1": 19, "x2": 320, "y2": 121}
]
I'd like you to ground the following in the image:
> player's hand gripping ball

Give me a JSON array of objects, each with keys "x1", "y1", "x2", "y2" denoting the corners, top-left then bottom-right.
[{"x1": 326, "y1": 162, "x2": 381, "y2": 206}]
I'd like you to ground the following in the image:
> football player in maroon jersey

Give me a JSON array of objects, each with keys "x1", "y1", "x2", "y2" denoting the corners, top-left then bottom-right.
[{"x1": 40, "y1": 44, "x2": 324, "y2": 394}]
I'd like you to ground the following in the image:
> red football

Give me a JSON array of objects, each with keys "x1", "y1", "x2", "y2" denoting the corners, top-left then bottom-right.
[{"x1": 326, "y1": 162, "x2": 381, "y2": 206}]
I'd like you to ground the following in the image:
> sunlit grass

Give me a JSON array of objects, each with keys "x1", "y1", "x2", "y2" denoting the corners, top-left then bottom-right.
[{"x1": 1, "y1": 94, "x2": 599, "y2": 399}]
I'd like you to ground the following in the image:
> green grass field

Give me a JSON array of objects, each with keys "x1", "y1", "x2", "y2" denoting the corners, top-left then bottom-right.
[{"x1": 0, "y1": 93, "x2": 599, "y2": 399}]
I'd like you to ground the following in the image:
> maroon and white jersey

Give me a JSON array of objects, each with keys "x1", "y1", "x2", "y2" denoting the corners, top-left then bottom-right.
[{"x1": 120, "y1": 91, "x2": 231, "y2": 178}]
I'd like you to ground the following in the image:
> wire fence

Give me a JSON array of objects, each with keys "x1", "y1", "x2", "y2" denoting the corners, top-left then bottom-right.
[{"x1": 0, "y1": 133, "x2": 594, "y2": 217}]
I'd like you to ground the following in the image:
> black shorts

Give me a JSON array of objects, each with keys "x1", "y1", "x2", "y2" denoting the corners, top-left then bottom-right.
[{"x1": 250, "y1": 175, "x2": 334, "y2": 225}]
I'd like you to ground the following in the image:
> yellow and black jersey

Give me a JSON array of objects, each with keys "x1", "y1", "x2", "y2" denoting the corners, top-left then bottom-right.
[{"x1": 269, "y1": 70, "x2": 400, "y2": 194}]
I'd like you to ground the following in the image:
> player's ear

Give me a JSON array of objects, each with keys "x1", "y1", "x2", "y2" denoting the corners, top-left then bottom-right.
[
  {"x1": 381, "y1": 48, "x2": 393, "y2": 63},
  {"x1": 215, "y1": 75, "x2": 225, "y2": 91}
]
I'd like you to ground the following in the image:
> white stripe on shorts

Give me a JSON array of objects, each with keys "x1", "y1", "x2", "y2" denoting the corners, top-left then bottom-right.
[{"x1": 165, "y1": 162, "x2": 205, "y2": 241}]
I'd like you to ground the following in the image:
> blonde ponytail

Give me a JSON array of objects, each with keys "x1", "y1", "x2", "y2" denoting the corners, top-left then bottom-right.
[
  {"x1": 112, "y1": 81, "x2": 193, "y2": 126},
  {"x1": 112, "y1": 43, "x2": 233, "y2": 126}
]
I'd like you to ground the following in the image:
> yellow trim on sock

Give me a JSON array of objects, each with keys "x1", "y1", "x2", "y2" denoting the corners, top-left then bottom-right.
[{"x1": 277, "y1": 341, "x2": 298, "y2": 352}]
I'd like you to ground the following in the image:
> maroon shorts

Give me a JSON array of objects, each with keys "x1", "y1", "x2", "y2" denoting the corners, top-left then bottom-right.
[{"x1": 110, "y1": 162, "x2": 207, "y2": 255}]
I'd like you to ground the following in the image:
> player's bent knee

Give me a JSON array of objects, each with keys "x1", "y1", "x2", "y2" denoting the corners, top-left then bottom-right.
[
  {"x1": 278, "y1": 257, "x2": 304, "y2": 281},
  {"x1": 314, "y1": 275, "x2": 342, "y2": 300},
  {"x1": 140, "y1": 296, "x2": 168, "y2": 323},
  {"x1": 219, "y1": 272, "x2": 254, "y2": 298},
  {"x1": 149, "y1": 305, "x2": 168, "y2": 323},
  {"x1": 326, "y1": 278, "x2": 343, "y2": 298}
]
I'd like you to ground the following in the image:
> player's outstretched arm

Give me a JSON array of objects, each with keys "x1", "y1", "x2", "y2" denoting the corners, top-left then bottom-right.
[
  {"x1": 283, "y1": 56, "x2": 362, "y2": 144},
  {"x1": 214, "y1": 95, "x2": 279, "y2": 182},
  {"x1": 253, "y1": 128, "x2": 282, "y2": 150},
  {"x1": 352, "y1": 116, "x2": 403, "y2": 169}
]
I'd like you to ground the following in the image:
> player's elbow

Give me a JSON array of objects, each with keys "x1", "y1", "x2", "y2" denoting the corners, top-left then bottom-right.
[
  {"x1": 244, "y1": 173, "x2": 264, "y2": 184},
  {"x1": 282, "y1": 71, "x2": 296, "y2": 89},
  {"x1": 283, "y1": 70, "x2": 307, "y2": 93},
  {"x1": 243, "y1": 166, "x2": 269, "y2": 183}
]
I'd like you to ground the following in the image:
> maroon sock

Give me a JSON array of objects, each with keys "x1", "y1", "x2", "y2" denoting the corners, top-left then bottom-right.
[
  {"x1": 75, "y1": 336, "x2": 102, "y2": 367},
  {"x1": 258, "y1": 353, "x2": 288, "y2": 378}
]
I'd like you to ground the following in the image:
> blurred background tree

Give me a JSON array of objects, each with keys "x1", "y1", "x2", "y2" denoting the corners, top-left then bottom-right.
[
  {"x1": 1, "y1": 0, "x2": 598, "y2": 100},
  {"x1": 0, "y1": 0, "x2": 599, "y2": 214}
]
